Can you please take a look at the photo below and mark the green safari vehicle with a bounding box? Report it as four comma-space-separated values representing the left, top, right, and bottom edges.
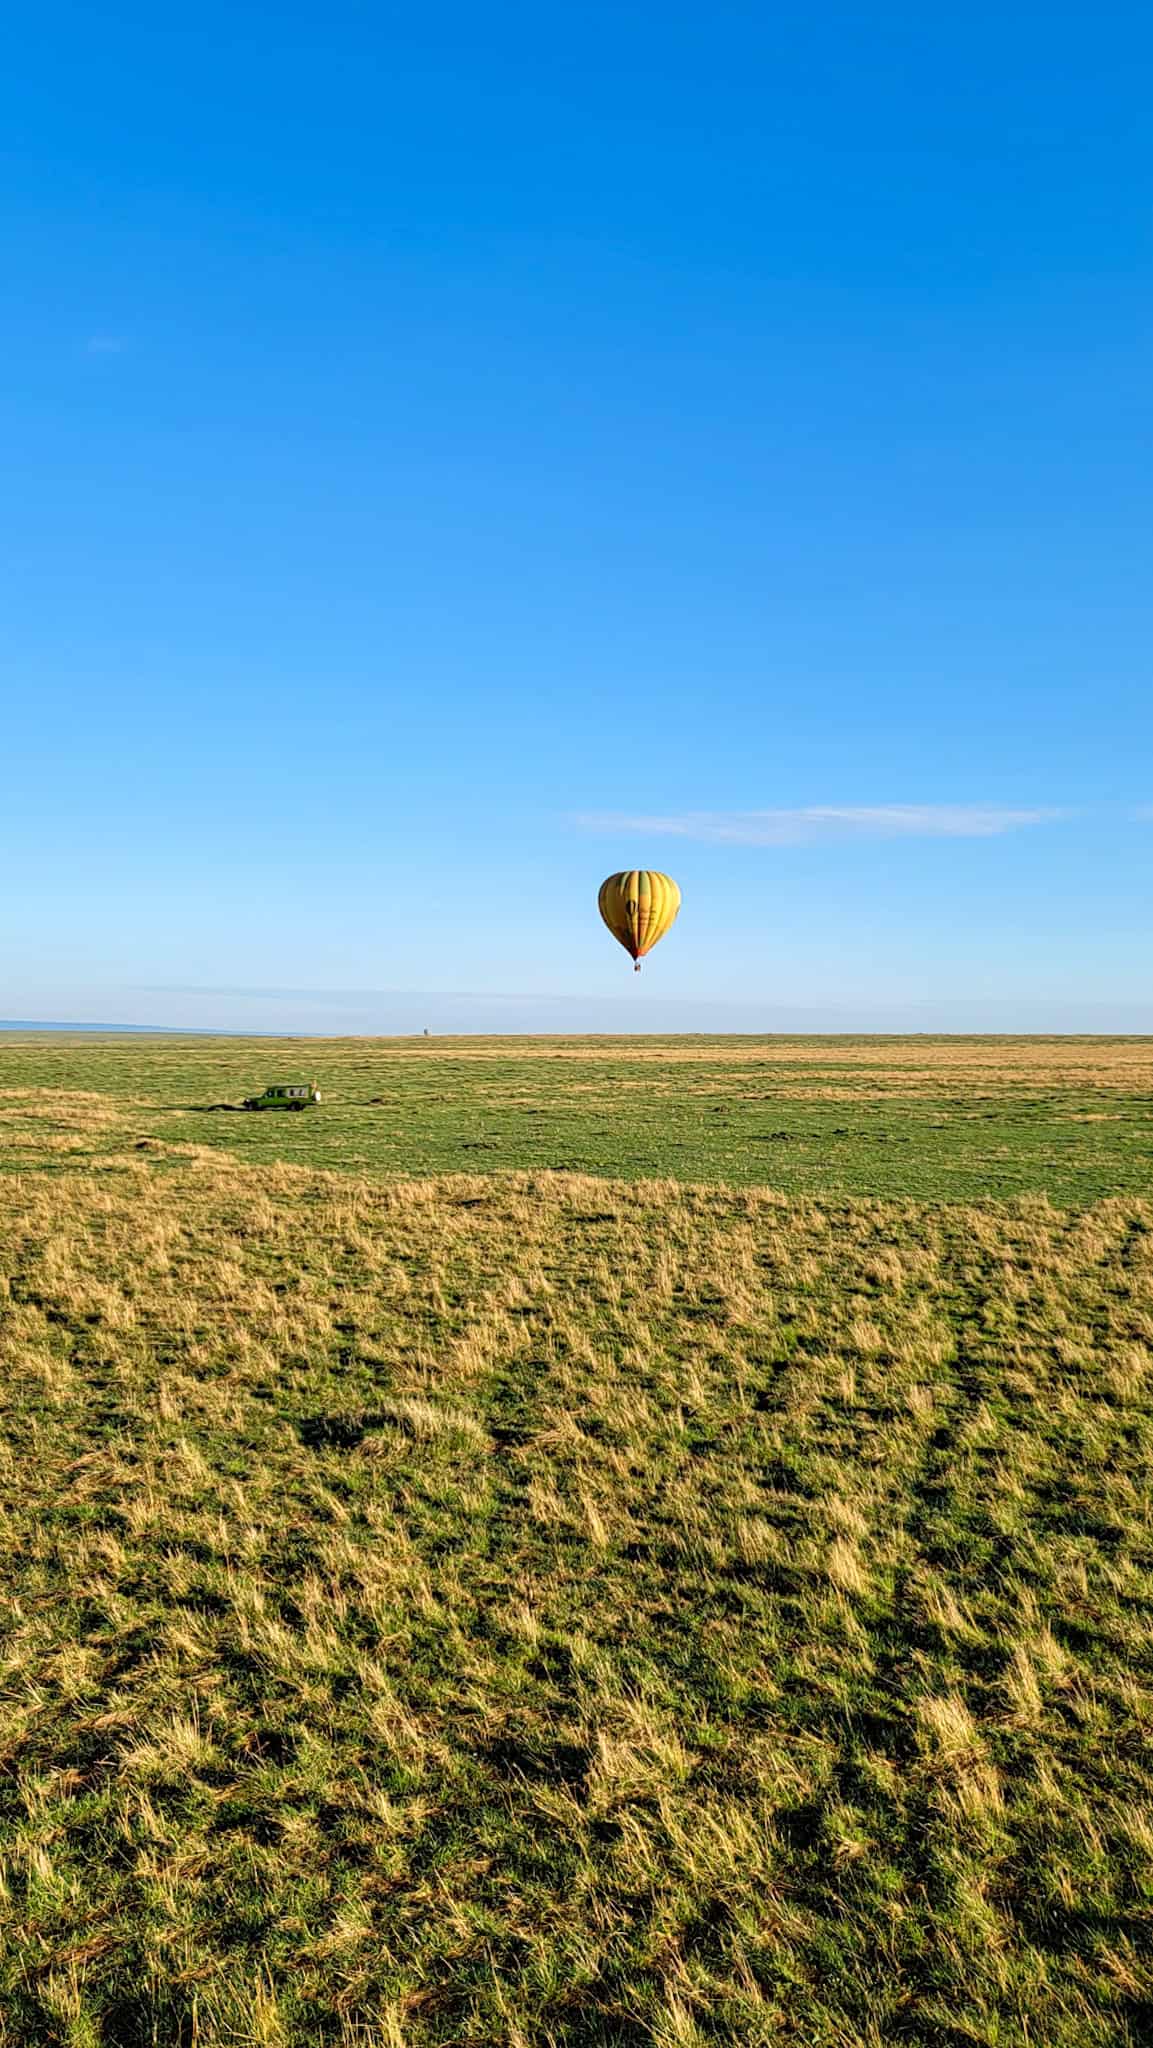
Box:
242, 1082, 322, 1112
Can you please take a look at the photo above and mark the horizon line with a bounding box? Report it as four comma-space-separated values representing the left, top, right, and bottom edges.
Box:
3, 1018, 1151, 1042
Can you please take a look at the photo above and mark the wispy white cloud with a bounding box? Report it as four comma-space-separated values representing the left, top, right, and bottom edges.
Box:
573, 805, 1069, 846
85, 334, 126, 355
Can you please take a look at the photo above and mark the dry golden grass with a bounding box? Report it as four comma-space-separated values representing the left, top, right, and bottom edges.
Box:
1, 1141, 1152, 2043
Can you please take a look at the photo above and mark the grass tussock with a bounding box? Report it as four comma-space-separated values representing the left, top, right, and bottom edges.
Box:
1, 1148, 1152, 2043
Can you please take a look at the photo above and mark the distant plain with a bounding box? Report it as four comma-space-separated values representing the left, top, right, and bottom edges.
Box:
3, 1032, 1151, 1202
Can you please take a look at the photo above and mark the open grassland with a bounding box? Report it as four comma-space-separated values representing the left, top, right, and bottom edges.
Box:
2, 1129, 1153, 2046
2, 1033, 1153, 1201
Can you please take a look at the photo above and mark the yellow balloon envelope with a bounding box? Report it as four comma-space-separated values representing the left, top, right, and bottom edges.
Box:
598, 870, 681, 970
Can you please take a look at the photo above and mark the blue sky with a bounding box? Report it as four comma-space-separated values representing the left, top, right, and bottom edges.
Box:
3, 0, 1151, 1030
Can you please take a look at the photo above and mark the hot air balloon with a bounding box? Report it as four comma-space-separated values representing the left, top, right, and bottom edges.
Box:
598, 870, 681, 970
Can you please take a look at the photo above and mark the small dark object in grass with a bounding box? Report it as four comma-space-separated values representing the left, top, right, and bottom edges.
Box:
298, 1412, 366, 1449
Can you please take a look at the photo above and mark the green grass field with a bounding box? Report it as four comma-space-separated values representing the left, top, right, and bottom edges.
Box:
1, 1036, 1152, 2046
3, 1032, 1152, 1200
